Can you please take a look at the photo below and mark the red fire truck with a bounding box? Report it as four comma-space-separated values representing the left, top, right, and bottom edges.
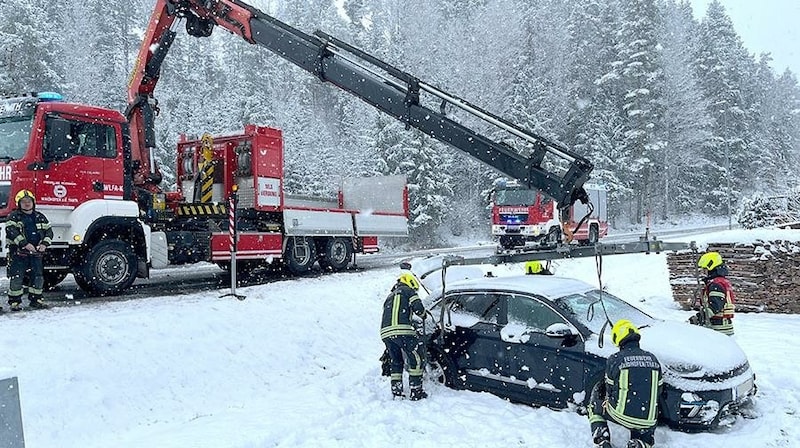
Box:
0, 0, 596, 296
491, 180, 608, 249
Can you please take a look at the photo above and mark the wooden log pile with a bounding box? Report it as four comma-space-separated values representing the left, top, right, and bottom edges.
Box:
667, 240, 800, 314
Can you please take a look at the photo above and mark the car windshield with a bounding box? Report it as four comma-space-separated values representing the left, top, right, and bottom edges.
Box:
554, 289, 654, 334
0, 116, 34, 160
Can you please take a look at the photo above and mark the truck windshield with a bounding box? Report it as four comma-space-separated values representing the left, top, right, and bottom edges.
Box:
0, 116, 34, 160
494, 188, 538, 206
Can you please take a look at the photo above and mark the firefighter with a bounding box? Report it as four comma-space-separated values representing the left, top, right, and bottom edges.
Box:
690, 251, 735, 335
524, 260, 553, 275
380, 272, 428, 400
589, 320, 663, 448
5, 190, 53, 311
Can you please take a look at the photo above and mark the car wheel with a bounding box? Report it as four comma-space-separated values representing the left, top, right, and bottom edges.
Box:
426, 348, 460, 388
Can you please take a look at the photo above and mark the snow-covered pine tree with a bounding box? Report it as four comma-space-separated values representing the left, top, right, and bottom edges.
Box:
615, 0, 666, 223
0, 0, 62, 94
692, 0, 752, 215
656, 0, 714, 217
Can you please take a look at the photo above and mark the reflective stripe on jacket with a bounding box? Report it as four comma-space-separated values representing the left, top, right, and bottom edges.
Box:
380, 283, 424, 340
5, 210, 53, 250
703, 275, 735, 335
604, 336, 663, 430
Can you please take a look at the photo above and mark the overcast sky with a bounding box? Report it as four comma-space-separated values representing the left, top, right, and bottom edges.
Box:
689, 0, 800, 76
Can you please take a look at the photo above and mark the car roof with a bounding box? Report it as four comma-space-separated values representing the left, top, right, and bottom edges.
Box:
431, 274, 597, 299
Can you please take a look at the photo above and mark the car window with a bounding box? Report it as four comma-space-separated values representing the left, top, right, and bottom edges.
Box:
554, 289, 653, 334
507, 294, 566, 331
450, 292, 502, 324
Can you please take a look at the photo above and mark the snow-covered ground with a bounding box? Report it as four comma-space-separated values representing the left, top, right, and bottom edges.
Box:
2, 229, 800, 448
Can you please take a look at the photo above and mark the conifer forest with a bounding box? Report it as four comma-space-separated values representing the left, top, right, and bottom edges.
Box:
2, 0, 798, 245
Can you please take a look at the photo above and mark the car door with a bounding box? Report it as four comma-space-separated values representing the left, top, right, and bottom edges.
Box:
502, 293, 587, 407
441, 291, 509, 393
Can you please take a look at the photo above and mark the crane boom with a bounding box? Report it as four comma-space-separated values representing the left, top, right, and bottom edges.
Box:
127, 0, 593, 207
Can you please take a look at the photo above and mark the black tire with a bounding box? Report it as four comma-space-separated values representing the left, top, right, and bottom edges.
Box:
284, 237, 316, 275
425, 348, 460, 388
588, 224, 599, 245
318, 238, 352, 272
73, 239, 137, 296
43, 269, 69, 291
546, 227, 562, 247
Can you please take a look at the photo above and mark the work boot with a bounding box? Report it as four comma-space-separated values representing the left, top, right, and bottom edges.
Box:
28, 298, 50, 310
391, 380, 404, 399
409, 386, 428, 401
9, 302, 23, 312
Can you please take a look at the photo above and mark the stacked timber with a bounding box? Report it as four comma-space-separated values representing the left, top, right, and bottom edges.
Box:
667, 240, 800, 314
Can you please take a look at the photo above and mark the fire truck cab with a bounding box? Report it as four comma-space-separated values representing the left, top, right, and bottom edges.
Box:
491, 179, 608, 249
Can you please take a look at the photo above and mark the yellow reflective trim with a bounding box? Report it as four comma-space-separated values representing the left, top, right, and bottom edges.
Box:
616, 369, 629, 416
648, 370, 659, 421
392, 293, 401, 326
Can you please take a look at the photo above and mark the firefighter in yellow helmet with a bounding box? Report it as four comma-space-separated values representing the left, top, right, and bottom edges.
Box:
588, 320, 663, 448
4, 190, 53, 312
379, 272, 428, 400
690, 251, 735, 335
524, 260, 553, 275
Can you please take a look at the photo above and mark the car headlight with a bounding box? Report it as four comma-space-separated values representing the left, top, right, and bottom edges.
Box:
668, 363, 704, 378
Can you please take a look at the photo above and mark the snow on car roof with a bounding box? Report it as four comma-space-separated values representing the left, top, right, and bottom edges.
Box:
428, 274, 596, 299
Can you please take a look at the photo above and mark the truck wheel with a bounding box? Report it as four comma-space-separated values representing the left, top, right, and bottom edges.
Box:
546, 227, 561, 247
284, 237, 316, 275
318, 238, 352, 272
74, 239, 137, 296
588, 224, 599, 245
43, 269, 68, 291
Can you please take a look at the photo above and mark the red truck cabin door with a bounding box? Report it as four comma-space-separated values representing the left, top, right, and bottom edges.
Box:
38, 114, 123, 206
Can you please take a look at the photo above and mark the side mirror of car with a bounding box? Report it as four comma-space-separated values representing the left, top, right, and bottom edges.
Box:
545, 323, 573, 338
546, 323, 580, 347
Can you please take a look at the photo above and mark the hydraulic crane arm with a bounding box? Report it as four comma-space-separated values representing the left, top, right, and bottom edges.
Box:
127, 0, 593, 207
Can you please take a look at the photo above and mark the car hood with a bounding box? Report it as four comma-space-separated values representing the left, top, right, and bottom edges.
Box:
639, 320, 752, 390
